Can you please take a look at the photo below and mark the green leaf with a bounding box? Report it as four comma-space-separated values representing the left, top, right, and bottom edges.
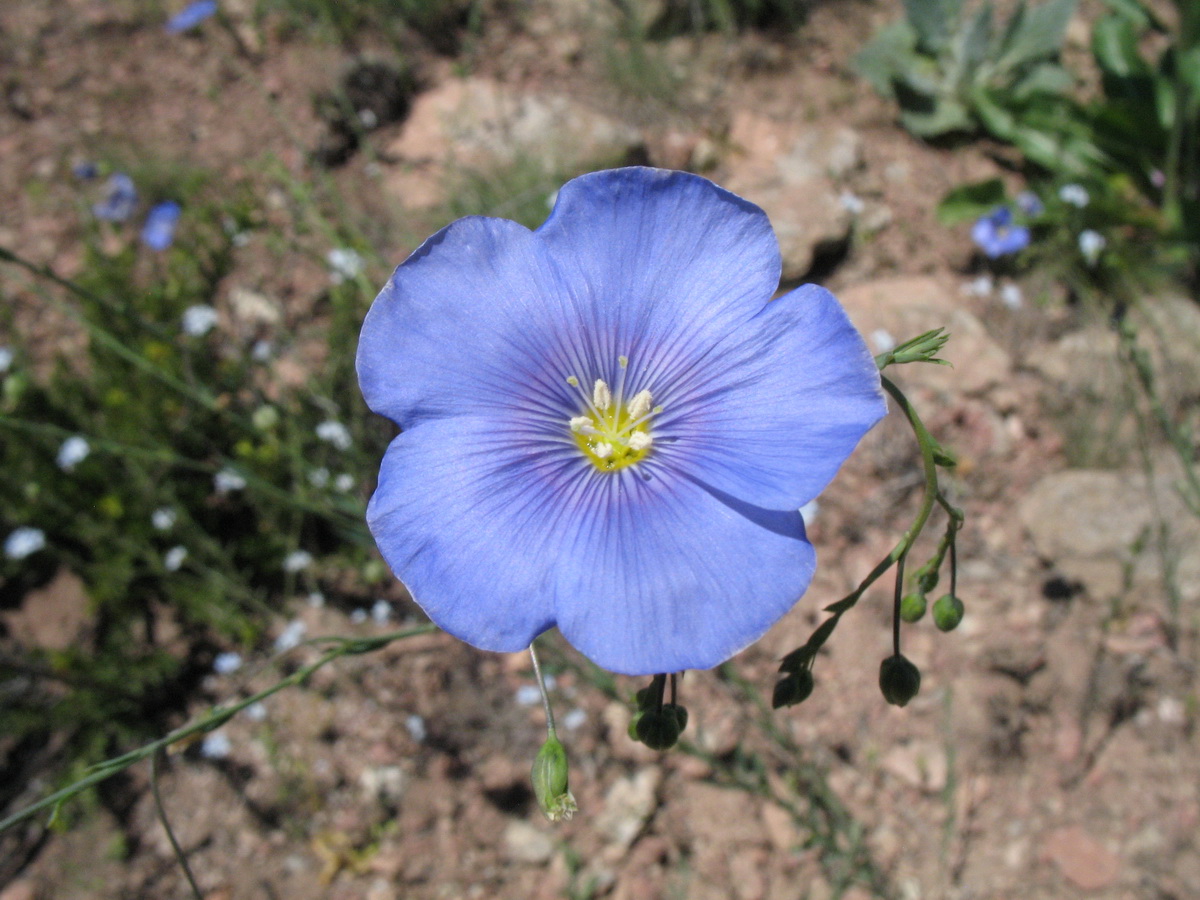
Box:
853, 21, 918, 98
1093, 15, 1150, 80
995, 0, 1076, 72
1098, 0, 1163, 31
1010, 62, 1075, 100
937, 178, 1007, 224
900, 101, 975, 137
903, 0, 962, 54
959, 3, 994, 73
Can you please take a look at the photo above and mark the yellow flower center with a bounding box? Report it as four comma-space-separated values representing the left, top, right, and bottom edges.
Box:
566, 358, 660, 472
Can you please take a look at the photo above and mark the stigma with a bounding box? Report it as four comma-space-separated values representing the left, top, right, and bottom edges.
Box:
565, 365, 660, 472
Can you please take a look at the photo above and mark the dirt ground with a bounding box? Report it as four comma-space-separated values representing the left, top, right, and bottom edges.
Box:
2, 1, 1199, 898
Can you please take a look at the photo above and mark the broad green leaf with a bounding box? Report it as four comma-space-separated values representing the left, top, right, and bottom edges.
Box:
1177, 46, 1200, 116
903, 0, 962, 54
853, 21, 918, 98
900, 98, 974, 137
1092, 15, 1150, 80
1010, 62, 1075, 99
959, 3, 994, 74
1098, 0, 1163, 31
996, 0, 1076, 72
937, 178, 1007, 224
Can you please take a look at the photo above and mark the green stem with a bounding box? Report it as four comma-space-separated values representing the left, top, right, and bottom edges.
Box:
0, 623, 438, 835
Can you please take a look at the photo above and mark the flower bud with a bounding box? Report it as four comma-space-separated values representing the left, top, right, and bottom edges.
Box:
916, 568, 939, 594
879, 654, 921, 707
635, 704, 687, 750
772, 669, 815, 708
932, 593, 965, 631
900, 592, 927, 623
531, 735, 577, 822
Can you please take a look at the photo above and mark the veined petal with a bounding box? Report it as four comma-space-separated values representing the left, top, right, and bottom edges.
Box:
537, 168, 784, 382
367, 415, 815, 674
357, 216, 582, 428
650, 284, 886, 509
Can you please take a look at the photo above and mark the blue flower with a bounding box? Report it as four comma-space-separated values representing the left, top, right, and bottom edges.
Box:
971, 206, 1030, 259
166, 0, 218, 33
141, 201, 181, 250
357, 167, 886, 675
93, 173, 137, 222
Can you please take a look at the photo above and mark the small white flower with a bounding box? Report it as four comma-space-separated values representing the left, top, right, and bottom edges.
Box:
245, 701, 268, 722
214, 468, 247, 493
316, 420, 352, 451
405, 714, 427, 743
371, 599, 392, 624
999, 283, 1024, 310
213, 651, 243, 675
1078, 229, 1106, 266
181, 304, 219, 337
200, 732, 232, 760
308, 467, 330, 488
0, 346, 13, 373
838, 191, 865, 215
274, 619, 307, 653
515, 684, 542, 706
151, 507, 177, 531
56, 435, 91, 472
164, 545, 188, 572
350, 608, 368, 624
562, 708, 588, 731
307, 591, 326, 608
800, 499, 819, 525
327, 248, 363, 284
1059, 184, 1089, 208
358, 108, 378, 129
870, 329, 896, 353
283, 550, 313, 573
4, 527, 46, 560
962, 275, 994, 298
251, 340, 273, 362
334, 473, 355, 493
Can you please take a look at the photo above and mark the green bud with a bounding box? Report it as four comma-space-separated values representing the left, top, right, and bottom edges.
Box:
932, 593, 965, 631
899, 592, 927, 623
916, 568, 939, 594
772, 669, 815, 708
531, 735, 577, 822
635, 704, 687, 750
879, 654, 921, 707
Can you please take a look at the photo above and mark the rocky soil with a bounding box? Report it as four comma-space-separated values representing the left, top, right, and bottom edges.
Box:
2, 1, 1199, 898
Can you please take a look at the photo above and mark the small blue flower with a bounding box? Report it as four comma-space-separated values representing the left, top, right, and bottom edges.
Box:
357, 167, 887, 675
93, 173, 137, 222
141, 201, 181, 250
73, 161, 98, 180
971, 207, 1030, 259
166, 0, 218, 33
1015, 191, 1043, 217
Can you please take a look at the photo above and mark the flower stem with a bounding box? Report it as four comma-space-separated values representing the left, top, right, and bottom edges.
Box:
528, 641, 557, 739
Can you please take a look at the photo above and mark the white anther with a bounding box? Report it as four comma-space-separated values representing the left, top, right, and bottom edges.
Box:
627, 432, 652, 451
593, 442, 613, 459
627, 389, 653, 420
593, 379, 612, 411
569, 416, 594, 434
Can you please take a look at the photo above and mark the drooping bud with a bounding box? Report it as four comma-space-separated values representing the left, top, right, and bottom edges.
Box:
531, 735, 577, 822
634, 703, 688, 750
916, 567, 939, 594
879, 654, 921, 707
900, 592, 928, 623
932, 593, 965, 631
772, 668, 815, 708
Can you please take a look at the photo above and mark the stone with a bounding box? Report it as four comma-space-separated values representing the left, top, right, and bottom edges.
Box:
1040, 825, 1122, 890
594, 768, 661, 849
383, 77, 643, 209
2, 568, 92, 651
836, 276, 1012, 396
880, 741, 948, 793
721, 112, 862, 280
503, 820, 556, 864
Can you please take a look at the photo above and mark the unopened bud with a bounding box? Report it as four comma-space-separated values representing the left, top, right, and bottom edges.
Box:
531, 735, 577, 822
916, 568, 939, 594
879, 654, 921, 707
635, 704, 687, 750
772, 669, 815, 708
932, 594, 964, 631
900, 592, 928, 623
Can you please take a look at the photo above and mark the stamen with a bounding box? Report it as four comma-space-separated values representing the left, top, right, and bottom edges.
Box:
627, 432, 652, 451
627, 389, 653, 420
566, 376, 579, 387
593, 379, 612, 412
569, 416, 596, 435
593, 442, 613, 459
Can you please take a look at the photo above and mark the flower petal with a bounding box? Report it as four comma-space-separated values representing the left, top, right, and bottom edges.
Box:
536, 168, 783, 380
357, 216, 579, 428
646, 284, 885, 509
367, 414, 815, 674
